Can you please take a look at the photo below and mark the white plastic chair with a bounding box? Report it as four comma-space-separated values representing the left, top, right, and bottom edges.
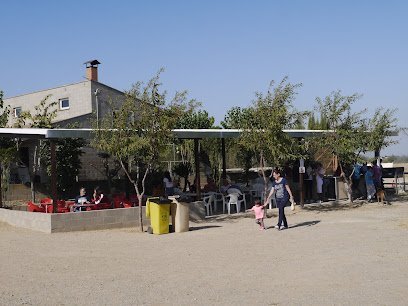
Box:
225, 188, 247, 214
250, 183, 264, 202
202, 193, 214, 216
213, 193, 226, 213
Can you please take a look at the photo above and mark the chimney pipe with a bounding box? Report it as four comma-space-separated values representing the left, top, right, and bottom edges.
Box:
84, 60, 101, 82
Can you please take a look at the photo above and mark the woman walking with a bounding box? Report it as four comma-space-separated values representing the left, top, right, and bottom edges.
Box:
265, 168, 294, 230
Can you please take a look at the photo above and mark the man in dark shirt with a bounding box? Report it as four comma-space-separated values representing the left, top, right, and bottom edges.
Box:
74, 187, 90, 212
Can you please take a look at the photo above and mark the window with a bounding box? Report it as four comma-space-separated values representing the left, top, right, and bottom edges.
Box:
59, 98, 70, 110
13, 107, 22, 118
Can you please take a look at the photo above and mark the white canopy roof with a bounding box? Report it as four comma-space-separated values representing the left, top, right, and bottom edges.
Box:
0, 128, 332, 140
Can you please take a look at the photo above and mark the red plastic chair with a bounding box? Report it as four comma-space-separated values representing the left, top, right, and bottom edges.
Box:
113, 198, 123, 209
40, 198, 53, 204
65, 201, 75, 211
57, 200, 66, 207
123, 200, 132, 208
27, 201, 45, 213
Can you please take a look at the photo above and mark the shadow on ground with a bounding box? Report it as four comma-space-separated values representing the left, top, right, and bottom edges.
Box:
289, 220, 321, 228
189, 225, 222, 231
264, 220, 320, 230
202, 210, 278, 223
301, 201, 365, 213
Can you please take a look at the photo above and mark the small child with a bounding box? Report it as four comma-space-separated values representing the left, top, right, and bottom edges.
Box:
249, 199, 266, 230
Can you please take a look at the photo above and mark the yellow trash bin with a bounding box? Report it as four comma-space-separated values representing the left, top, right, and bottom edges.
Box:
146, 197, 172, 234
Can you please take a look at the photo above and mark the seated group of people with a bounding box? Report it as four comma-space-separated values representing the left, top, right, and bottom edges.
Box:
74, 186, 108, 212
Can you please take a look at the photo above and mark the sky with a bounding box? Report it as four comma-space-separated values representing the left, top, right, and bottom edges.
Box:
1, 0, 407, 156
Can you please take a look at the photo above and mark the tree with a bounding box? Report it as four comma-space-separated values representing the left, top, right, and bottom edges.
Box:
174, 108, 218, 188
307, 113, 316, 130
91, 69, 189, 232
42, 133, 86, 198
225, 77, 307, 199
89, 152, 122, 195
14, 95, 58, 202
312, 91, 368, 164
309, 90, 369, 202
365, 108, 398, 158
0, 90, 17, 207
222, 106, 257, 183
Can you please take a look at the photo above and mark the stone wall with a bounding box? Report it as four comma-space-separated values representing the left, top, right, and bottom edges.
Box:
0, 207, 148, 233
5, 184, 47, 201
0, 208, 51, 233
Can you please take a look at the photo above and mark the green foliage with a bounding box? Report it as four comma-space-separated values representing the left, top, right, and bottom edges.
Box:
366, 108, 398, 153
307, 113, 316, 130
42, 133, 85, 197
173, 103, 218, 184
310, 90, 367, 166
0, 91, 10, 127
310, 91, 399, 168
221, 107, 257, 180
221, 106, 254, 129
0, 90, 17, 205
307, 112, 329, 130
175, 109, 214, 129
172, 161, 192, 191
91, 69, 189, 198
12, 95, 58, 202
232, 77, 306, 168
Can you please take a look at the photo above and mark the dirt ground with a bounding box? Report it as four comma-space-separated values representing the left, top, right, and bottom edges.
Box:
0, 200, 407, 306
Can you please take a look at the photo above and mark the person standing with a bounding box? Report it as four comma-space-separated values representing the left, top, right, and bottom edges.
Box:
315, 163, 325, 204
248, 199, 266, 230
372, 159, 383, 190
163, 171, 174, 197
365, 166, 376, 202
352, 162, 362, 199
265, 168, 294, 230
304, 163, 314, 203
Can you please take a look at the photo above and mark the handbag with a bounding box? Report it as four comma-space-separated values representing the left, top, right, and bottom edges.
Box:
290, 199, 296, 211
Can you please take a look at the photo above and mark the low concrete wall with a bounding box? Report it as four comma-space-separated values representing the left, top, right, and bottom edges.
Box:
0, 207, 148, 233
0, 208, 51, 233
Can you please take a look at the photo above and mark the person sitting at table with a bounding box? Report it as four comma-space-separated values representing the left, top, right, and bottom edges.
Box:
74, 187, 90, 212
223, 179, 243, 194
163, 171, 174, 197
203, 177, 217, 193
219, 178, 230, 194
92, 186, 105, 204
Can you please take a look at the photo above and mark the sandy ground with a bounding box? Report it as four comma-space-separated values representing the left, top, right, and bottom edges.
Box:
0, 200, 407, 306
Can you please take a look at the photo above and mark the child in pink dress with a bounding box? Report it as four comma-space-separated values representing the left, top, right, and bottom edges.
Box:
250, 199, 266, 230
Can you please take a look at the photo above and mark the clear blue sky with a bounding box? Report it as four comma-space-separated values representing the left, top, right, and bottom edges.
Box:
1, 1, 407, 156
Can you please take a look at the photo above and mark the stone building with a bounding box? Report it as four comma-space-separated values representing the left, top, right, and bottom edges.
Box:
3, 61, 127, 199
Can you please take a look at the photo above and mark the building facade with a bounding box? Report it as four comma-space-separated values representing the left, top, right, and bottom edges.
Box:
3, 61, 127, 199
5, 60, 125, 128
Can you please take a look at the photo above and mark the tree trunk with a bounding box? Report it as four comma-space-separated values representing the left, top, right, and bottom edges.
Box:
339, 162, 353, 203
183, 175, 188, 192
137, 193, 144, 232
31, 176, 36, 203
119, 159, 146, 233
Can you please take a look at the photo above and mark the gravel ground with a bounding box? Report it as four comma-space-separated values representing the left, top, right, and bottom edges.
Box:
0, 200, 407, 306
